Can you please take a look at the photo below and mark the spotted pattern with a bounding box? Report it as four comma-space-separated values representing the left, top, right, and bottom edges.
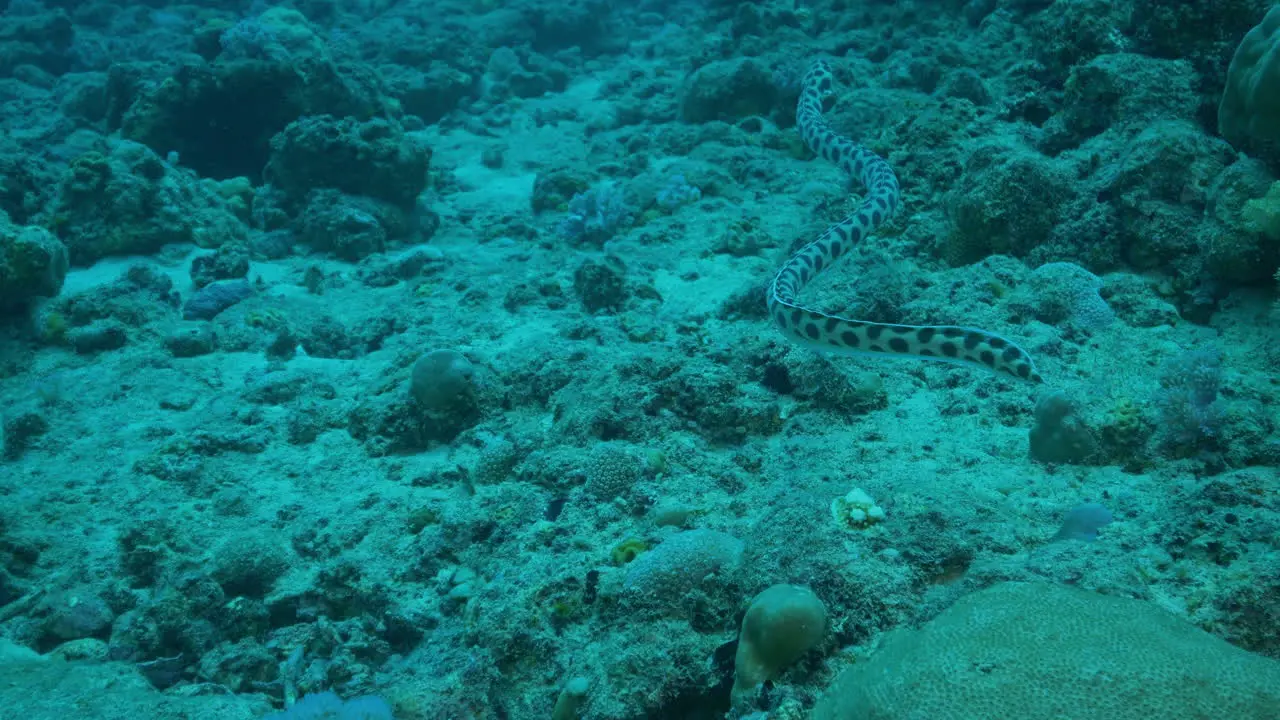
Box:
768, 60, 1043, 384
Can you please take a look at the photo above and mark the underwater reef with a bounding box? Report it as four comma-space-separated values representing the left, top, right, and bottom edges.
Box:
1, 0, 1279, 719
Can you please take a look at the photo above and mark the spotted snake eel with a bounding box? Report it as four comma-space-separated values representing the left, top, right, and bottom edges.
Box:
767, 60, 1042, 384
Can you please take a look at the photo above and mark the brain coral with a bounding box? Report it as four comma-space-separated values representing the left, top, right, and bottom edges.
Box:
811, 582, 1280, 720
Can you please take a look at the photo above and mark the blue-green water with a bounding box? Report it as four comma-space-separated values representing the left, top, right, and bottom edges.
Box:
0, 1, 1278, 718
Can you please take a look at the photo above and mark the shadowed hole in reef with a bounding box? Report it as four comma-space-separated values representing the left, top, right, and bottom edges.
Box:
642, 646, 734, 720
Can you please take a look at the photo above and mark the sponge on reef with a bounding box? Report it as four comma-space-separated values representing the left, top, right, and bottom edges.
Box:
731, 584, 827, 707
